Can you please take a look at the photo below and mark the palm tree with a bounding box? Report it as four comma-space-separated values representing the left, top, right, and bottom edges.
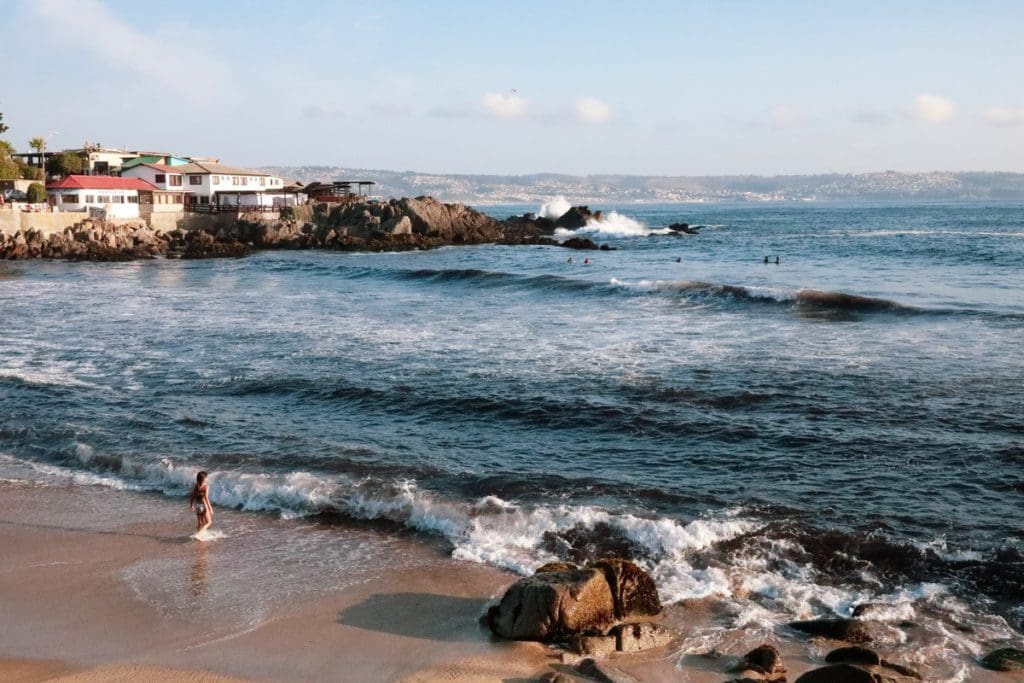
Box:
28, 136, 46, 168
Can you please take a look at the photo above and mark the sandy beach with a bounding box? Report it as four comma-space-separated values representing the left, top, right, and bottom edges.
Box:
0, 479, 1015, 683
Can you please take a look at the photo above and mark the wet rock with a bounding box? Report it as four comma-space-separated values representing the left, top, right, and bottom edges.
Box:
980, 647, 1024, 671
826, 645, 881, 666
561, 237, 600, 250
880, 659, 921, 679
591, 558, 662, 620
539, 673, 574, 683
729, 643, 785, 681
536, 562, 579, 574
612, 622, 672, 653
488, 567, 616, 640
575, 658, 638, 683
667, 222, 699, 234
794, 664, 882, 683
555, 206, 596, 230
789, 617, 873, 643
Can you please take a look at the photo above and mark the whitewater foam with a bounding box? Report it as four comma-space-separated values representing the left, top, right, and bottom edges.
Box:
538, 196, 572, 220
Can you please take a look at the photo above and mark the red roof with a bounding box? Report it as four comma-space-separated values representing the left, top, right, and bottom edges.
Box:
46, 175, 159, 191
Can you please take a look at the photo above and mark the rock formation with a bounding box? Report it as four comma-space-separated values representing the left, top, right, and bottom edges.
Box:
487, 558, 667, 656
1, 197, 619, 260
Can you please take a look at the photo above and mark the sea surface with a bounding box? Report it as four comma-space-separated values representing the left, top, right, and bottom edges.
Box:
1, 201, 1022, 679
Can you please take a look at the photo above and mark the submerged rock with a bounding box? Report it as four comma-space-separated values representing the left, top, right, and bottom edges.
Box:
826, 645, 881, 666
789, 617, 874, 643
980, 647, 1024, 671
729, 643, 786, 682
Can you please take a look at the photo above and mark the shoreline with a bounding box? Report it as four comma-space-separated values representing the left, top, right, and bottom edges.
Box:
0, 479, 1016, 682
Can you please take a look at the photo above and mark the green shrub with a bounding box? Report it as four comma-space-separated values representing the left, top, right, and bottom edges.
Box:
19, 162, 43, 180
26, 182, 46, 203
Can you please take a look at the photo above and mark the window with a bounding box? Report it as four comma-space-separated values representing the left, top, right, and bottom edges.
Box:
170, 175, 182, 186
212, 176, 219, 185
113, 195, 124, 204
232, 176, 242, 186
259, 177, 266, 186
128, 195, 138, 204
200, 196, 209, 205
63, 194, 79, 203
189, 175, 202, 185
155, 174, 166, 183
84, 194, 94, 203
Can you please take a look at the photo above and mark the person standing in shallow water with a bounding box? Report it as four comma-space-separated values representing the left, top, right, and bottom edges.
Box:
190, 471, 213, 534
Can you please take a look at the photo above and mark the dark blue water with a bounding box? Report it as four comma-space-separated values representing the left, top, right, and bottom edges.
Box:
1, 201, 1022, 666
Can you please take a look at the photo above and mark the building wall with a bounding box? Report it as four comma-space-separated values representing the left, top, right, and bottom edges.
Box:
0, 208, 90, 236
50, 189, 141, 218
0, 179, 40, 193
185, 172, 285, 206
121, 166, 185, 192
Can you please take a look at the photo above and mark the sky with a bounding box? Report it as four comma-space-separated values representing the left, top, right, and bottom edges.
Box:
1, 0, 1022, 176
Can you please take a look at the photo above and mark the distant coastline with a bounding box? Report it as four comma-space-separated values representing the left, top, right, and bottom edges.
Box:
260, 167, 1024, 204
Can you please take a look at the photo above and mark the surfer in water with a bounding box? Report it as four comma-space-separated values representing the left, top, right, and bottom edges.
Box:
190, 471, 213, 534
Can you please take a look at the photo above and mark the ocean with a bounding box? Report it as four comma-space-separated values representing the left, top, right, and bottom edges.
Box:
1, 200, 1022, 678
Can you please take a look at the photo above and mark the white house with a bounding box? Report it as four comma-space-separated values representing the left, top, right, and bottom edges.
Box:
120, 163, 186, 192
45, 175, 161, 218
172, 161, 288, 209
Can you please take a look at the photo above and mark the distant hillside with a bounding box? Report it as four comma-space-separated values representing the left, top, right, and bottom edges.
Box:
261, 167, 1024, 204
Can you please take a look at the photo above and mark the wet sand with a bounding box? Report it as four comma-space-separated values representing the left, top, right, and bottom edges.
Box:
0, 480, 1013, 682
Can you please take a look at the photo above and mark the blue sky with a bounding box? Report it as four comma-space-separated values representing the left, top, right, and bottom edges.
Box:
1, 0, 1022, 175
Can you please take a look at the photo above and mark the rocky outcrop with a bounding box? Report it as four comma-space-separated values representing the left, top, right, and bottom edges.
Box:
1, 197, 620, 261
488, 559, 667, 656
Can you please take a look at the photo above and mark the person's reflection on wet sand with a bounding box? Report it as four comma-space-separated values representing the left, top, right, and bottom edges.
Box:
189, 544, 209, 600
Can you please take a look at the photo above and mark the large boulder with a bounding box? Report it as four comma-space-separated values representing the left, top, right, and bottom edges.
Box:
488, 567, 616, 640
590, 558, 661, 620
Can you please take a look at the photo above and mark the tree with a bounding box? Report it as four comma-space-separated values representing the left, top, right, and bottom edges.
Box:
0, 113, 9, 136
45, 151, 83, 177
29, 136, 46, 168
20, 164, 44, 180
26, 182, 47, 203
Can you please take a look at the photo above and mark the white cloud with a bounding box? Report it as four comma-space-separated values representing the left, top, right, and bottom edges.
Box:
982, 106, 1024, 126
908, 94, 956, 123
29, 0, 228, 101
771, 105, 805, 129
481, 92, 528, 119
574, 97, 613, 124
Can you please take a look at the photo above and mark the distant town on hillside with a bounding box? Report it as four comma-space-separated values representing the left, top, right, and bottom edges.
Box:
261, 167, 1024, 204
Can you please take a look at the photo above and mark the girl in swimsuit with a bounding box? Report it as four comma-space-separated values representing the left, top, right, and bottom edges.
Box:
190, 471, 213, 533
